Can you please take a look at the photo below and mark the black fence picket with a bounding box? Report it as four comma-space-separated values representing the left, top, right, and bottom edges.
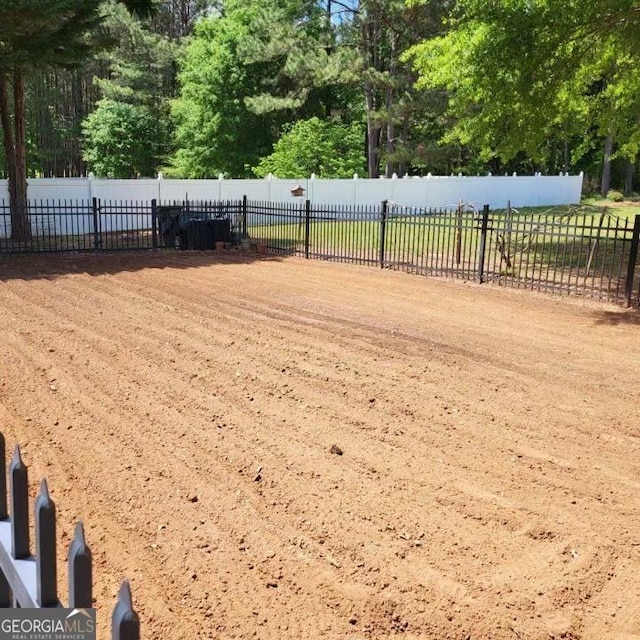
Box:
0, 432, 139, 638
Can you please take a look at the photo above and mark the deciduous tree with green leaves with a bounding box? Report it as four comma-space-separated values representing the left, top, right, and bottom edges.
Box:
82, 99, 159, 177
254, 116, 365, 177
169, 5, 291, 177
406, 0, 640, 191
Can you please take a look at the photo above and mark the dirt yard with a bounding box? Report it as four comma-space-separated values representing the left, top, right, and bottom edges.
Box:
0, 252, 639, 640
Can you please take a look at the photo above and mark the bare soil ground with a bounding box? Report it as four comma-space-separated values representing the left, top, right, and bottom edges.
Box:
0, 252, 639, 640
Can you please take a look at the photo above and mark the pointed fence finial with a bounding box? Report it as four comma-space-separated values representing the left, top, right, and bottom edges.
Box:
10, 445, 29, 559
69, 521, 92, 609
35, 478, 57, 606
112, 580, 140, 640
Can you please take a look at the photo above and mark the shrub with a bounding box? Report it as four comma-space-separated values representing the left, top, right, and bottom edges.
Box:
606, 189, 625, 202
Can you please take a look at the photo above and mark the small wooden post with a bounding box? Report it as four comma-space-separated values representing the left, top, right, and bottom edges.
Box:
69, 521, 93, 609
586, 209, 606, 275
10, 446, 29, 560
455, 202, 463, 265
35, 479, 57, 606
112, 580, 140, 640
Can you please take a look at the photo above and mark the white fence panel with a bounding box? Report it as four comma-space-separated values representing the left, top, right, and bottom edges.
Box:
92, 179, 158, 202
453, 177, 514, 209
267, 178, 308, 203
220, 179, 270, 201
99, 213, 152, 233
353, 179, 395, 206
160, 179, 220, 202
30, 212, 94, 237
411, 178, 461, 209
28, 178, 92, 202
310, 179, 356, 205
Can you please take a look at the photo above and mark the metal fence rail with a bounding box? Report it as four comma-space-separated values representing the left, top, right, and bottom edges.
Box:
1, 197, 638, 307
0, 432, 139, 639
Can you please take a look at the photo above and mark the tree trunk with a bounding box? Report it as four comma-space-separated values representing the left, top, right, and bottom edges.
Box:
0, 73, 17, 193
365, 80, 380, 178
0, 73, 19, 237
362, 17, 380, 179
0, 71, 30, 241
600, 132, 614, 196
384, 35, 399, 178
12, 69, 30, 241
624, 157, 635, 196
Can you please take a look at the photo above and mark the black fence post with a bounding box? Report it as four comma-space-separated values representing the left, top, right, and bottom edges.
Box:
92, 198, 100, 250
112, 580, 140, 640
151, 199, 158, 251
35, 479, 57, 606
477, 204, 490, 283
10, 446, 29, 560
624, 214, 640, 307
242, 195, 248, 238
304, 199, 311, 259
69, 522, 92, 609
379, 200, 388, 269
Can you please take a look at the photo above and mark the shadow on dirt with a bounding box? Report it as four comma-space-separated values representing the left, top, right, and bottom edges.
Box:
591, 309, 640, 326
0, 249, 290, 282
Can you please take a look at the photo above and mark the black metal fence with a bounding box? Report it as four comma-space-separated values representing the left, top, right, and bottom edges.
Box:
1, 197, 639, 307
246, 199, 640, 307
0, 198, 241, 253
0, 431, 139, 639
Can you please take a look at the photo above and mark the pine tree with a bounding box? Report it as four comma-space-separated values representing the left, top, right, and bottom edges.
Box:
0, 0, 153, 240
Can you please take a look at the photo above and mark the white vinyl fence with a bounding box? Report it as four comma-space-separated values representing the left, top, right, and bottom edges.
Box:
0, 174, 583, 239
0, 172, 583, 210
